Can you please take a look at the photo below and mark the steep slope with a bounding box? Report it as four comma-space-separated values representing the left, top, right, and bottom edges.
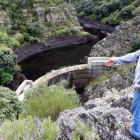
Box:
64, 0, 140, 26
0, 0, 84, 49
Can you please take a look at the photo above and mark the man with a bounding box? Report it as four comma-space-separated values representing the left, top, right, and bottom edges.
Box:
105, 49, 140, 139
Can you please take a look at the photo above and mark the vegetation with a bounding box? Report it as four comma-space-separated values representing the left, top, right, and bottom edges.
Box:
0, 116, 58, 140
0, 0, 84, 49
131, 38, 140, 52
0, 49, 18, 85
71, 121, 99, 140
23, 80, 80, 120
66, 0, 140, 25
0, 86, 22, 122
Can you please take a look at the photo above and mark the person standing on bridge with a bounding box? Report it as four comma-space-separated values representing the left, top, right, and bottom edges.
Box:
105, 49, 140, 139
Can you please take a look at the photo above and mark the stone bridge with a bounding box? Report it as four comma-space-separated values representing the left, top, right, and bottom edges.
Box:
17, 57, 117, 101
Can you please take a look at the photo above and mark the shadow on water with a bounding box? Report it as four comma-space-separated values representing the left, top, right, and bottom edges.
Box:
19, 41, 95, 81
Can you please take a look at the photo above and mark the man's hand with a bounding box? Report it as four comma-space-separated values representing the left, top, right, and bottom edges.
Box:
105, 58, 115, 67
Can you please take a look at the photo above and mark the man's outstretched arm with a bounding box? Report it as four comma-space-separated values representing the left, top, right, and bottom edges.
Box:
105, 50, 140, 67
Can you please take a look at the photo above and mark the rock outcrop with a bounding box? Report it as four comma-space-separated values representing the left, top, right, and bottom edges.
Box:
0, 11, 11, 27
57, 86, 135, 140
78, 17, 115, 33
89, 65, 135, 100
90, 15, 140, 57
24, 3, 80, 26
57, 65, 136, 140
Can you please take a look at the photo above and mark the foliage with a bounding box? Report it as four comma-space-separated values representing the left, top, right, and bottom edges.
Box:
0, 49, 17, 85
79, 31, 90, 35
118, 5, 134, 19
104, 11, 120, 25
71, 121, 99, 140
131, 38, 140, 52
0, 45, 8, 50
132, 6, 140, 16
0, 116, 59, 140
0, 32, 20, 49
16, 33, 24, 44
55, 29, 71, 37
70, 0, 140, 25
23, 80, 80, 120
0, 69, 13, 85
27, 23, 45, 37
0, 86, 22, 122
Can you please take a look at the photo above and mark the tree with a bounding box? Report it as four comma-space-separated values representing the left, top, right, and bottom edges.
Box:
27, 23, 45, 37
0, 49, 17, 85
0, 86, 22, 122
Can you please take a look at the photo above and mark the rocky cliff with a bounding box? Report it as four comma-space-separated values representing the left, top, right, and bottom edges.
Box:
57, 65, 136, 140
90, 15, 140, 57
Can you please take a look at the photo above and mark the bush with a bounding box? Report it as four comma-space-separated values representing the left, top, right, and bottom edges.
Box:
132, 38, 140, 52
79, 31, 90, 35
78, 12, 85, 17
0, 32, 20, 49
106, 11, 120, 25
27, 23, 45, 37
23, 81, 80, 120
118, 5, 134, 19
55, 29, 71, 37
0, 49, 17, 85
8, 38, 20, 49
132, 6, 140, 16
16, 33, 24, 44
0, 45, 8, 50
71, 121, 99, 140
0, 69, 13, 85
0, 116, 59, 140
0, 86, 22, 122
0, 49, 16, 75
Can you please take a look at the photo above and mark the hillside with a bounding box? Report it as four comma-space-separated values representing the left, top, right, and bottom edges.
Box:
1, 1, 140, 140
64, 0, 140, 26
0, 0, 85, 49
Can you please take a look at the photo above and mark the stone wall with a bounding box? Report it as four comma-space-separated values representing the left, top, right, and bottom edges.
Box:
33, 64, 90, 93
90, 15, 140, 57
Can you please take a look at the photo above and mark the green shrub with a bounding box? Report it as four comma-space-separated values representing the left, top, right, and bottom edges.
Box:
132, 0, 140, 7
71, 28, 79, 34
0, 32, 20, 49
132, 38, 140, 52
118, 5, 134, 19
78, 12, 85, 17
16, 33, 24, 44
132, 6, 140, 16
0, 86, 22, 122
71, 121, 99, 140
105, 10, 121, 25
0, 49, 17, 85
79, 31, 90, 35
0, 116, 59, 140
55, 29, 71, 37
0, 69, 13, 85
23, 81, 80, 120
27, 23, 45, 37
0, 45, 8, 50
